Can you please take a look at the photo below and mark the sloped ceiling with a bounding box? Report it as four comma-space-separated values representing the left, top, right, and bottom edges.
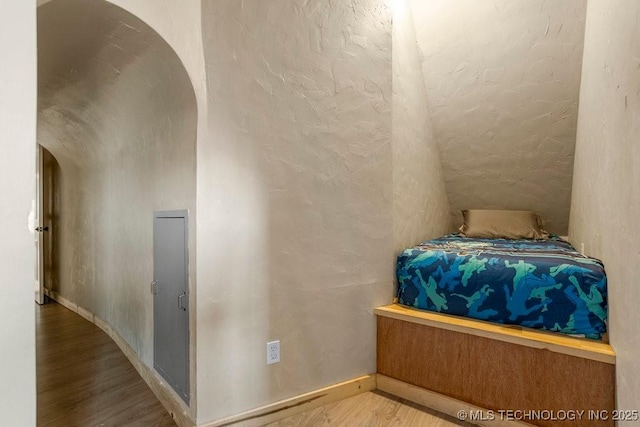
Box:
410, 0, 587, 234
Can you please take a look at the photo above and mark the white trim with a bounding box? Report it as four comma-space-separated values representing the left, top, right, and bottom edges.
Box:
44, 289, 77, 313
77, 306, 94, 323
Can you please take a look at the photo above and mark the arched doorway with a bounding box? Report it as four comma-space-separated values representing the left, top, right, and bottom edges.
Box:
37, 0, 197, 419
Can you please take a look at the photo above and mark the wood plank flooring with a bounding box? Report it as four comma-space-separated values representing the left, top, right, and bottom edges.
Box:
36, 301, 175, 427
266, 391, 471, 427
36, 301, 468, 426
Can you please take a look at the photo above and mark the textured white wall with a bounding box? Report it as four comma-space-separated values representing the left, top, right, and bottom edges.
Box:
0, 1, 37, 425
392, 0, 451, 256
102, 0, 207, 415
104, 0, 209, 166
410, 0, 587, 234
569, 0, 640, 412
33, 2, 597, 424
105, 0, 206, 96
39, 0, 207, 107
196, 0, 392, 422
37, 0, 197, 401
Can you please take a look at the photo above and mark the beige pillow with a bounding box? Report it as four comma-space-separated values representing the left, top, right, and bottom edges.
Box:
459, 209, 548, 240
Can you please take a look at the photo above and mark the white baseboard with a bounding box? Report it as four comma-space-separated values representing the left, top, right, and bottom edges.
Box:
199, 374, 377, 427
44, 291, 195, 427
77, 305, 94, 323
376, 375, 534, 427
45, 288, 77, 312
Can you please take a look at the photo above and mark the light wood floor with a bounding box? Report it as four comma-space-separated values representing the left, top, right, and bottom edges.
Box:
267, 390, 470, 427
37, 302, 465, 426
36, 301, 175, 427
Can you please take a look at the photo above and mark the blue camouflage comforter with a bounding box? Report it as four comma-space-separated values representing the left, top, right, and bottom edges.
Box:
397, 234, 607, 339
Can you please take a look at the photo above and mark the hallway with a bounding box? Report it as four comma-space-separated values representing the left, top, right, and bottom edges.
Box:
36, 302, 175, 427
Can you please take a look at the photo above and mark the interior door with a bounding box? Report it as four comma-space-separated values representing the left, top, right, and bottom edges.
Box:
34, 145, 45, 305
153, 210, 190, 404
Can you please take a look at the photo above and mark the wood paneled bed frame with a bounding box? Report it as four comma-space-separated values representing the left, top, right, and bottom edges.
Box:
376, 304, 616, 427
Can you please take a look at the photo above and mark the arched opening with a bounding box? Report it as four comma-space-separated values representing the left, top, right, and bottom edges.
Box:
36, 0, 197, 420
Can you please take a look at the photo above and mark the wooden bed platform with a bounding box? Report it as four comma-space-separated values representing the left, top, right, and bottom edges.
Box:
375, 304, 616, 427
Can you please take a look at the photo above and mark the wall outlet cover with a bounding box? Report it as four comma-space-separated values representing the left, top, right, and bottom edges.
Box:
267, 340, 280, 365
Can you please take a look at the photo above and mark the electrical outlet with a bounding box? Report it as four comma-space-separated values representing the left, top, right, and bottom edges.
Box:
267, 340, 280, 365
580, 242, 585, 254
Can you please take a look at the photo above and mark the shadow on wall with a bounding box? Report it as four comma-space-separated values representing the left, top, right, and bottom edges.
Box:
36, 0, 197, 405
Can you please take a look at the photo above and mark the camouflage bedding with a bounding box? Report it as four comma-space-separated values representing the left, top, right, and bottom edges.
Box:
397, 234, 608, 339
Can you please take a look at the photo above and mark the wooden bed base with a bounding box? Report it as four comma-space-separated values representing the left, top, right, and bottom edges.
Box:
376, 304, 616, 427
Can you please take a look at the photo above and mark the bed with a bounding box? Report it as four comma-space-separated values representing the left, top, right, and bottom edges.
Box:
396, 234, 608, 339
385, 211, 612, 425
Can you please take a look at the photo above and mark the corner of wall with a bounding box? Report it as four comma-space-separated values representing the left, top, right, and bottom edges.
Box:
568, 0, 640, 412
391, 0, 452, 257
